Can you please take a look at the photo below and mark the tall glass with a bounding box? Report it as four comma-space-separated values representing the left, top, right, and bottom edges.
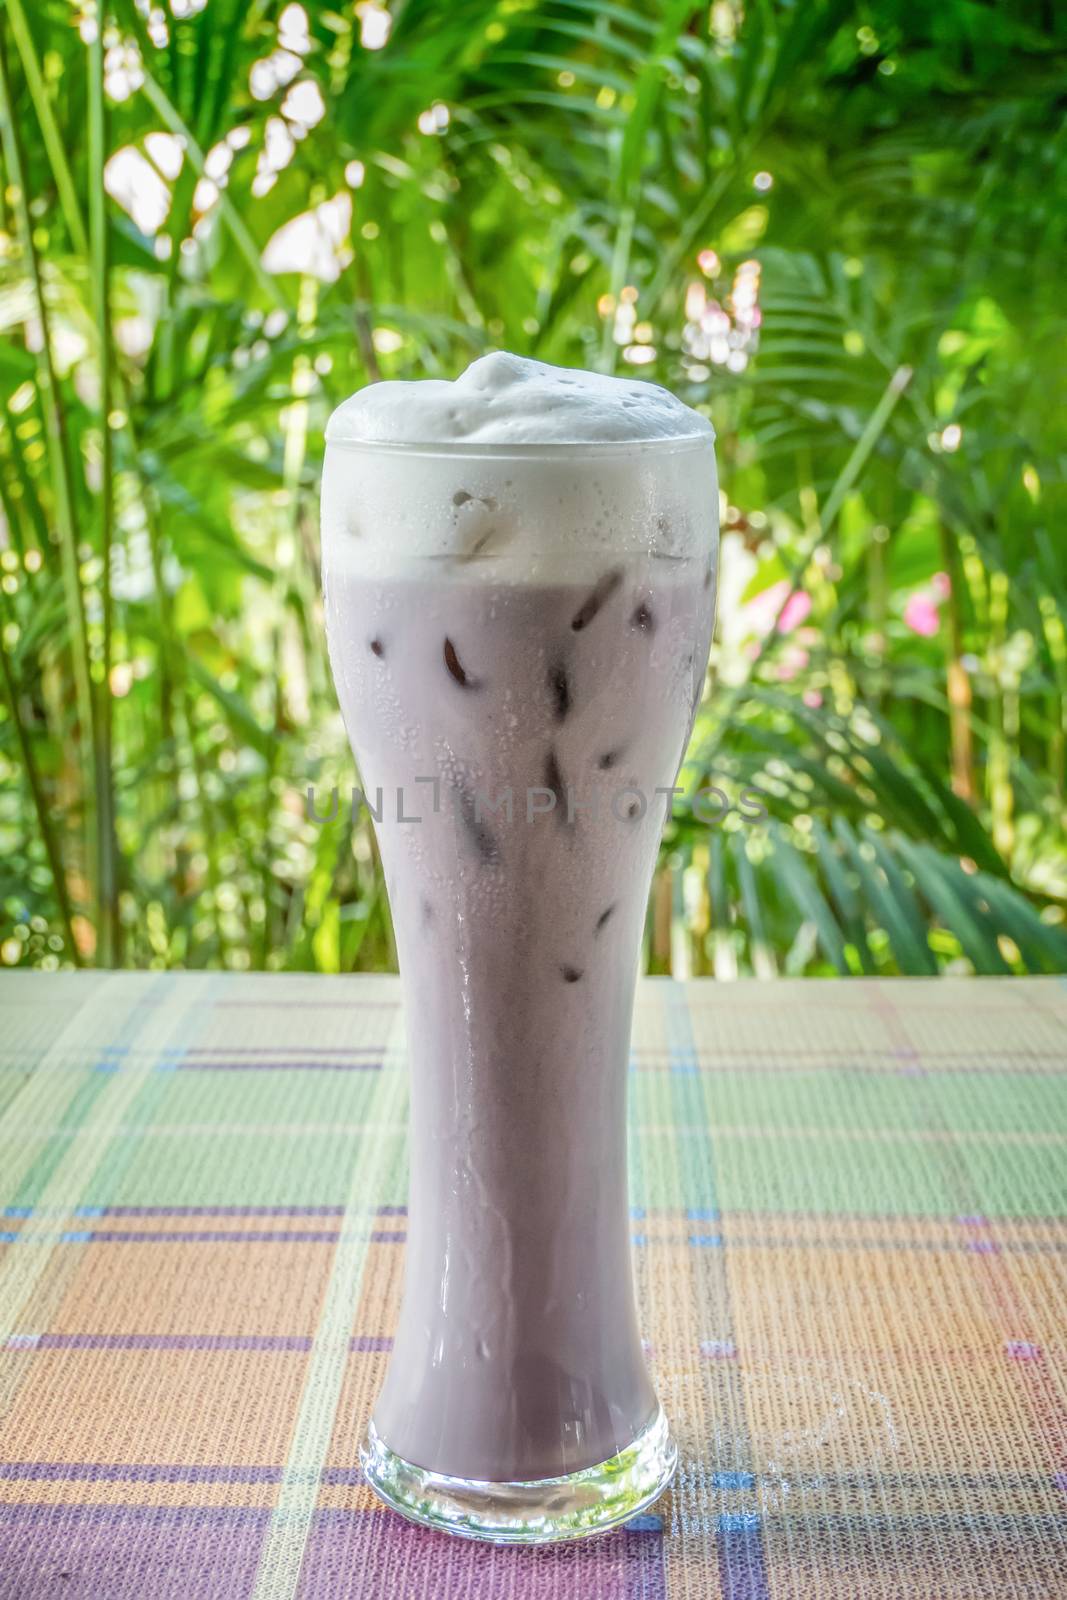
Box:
321, 429, 718, 1541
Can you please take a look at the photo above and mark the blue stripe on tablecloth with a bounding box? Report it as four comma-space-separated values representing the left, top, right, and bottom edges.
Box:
664, 984, 770, 1600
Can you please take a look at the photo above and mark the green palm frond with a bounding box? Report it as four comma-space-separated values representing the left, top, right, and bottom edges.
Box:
0, 0, 1063, 973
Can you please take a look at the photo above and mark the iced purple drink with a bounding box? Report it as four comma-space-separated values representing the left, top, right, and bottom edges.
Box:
321, 354, 718, 1541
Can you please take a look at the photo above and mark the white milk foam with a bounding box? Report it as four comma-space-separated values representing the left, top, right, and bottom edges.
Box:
321, 353, 717, 582
326, 351, 714, 446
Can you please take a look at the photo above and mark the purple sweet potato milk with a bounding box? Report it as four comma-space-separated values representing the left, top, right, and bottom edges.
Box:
321, 354, 718, 1482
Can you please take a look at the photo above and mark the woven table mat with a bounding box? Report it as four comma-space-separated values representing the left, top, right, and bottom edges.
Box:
0, 972, 1065, 1599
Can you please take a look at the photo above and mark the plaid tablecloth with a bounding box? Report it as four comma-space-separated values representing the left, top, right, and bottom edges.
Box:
0, 972, 1065, 1599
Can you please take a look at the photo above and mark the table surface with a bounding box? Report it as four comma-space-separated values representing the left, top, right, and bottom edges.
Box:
0, 972, 1065, 1599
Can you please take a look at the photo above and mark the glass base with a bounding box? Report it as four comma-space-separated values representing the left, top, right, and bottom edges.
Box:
360, 1405, 677, 1544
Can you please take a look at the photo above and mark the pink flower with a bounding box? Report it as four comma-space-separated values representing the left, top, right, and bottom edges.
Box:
904, 593, 941, 637
745, 580, 812, 637
745, 579, 788, 635
777, 589, 812, 633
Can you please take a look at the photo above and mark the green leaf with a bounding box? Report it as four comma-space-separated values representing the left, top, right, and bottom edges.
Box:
768, 822, 850, 974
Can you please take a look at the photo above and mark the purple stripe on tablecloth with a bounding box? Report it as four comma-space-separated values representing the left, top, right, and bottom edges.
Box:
0, 1509, 667, 1600
295, 1509, 666, 1600
0, 1504, 271, 1600
0, 1460, 382, 1490
35, 1333, 314, 1353
79, 1229, 349, 1245
183, 1230, 397, 1245
0, 1504, 270, 1521
183, 1047, 385, 1056
6, 1201, 1061, 1224
0, 1467, 425, 1493
3, 1332, 392, 1354
2, 1219, 410, 1242
100, 1205, 348, 1218
0, 1462, 285, 1484
8, 1222, 1065, 1252
74, 1205, 406, 1218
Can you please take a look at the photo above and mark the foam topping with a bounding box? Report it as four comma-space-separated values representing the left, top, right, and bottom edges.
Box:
325, 352, 714, 447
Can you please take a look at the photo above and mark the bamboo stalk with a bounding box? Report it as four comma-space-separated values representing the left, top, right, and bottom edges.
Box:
88, 20, 120, 966
938, 519, 976, 804
0, 26, 98, 922
180, 681, 230, 967
987, 570, 1014, 860
0, 599, 82, 963
650, 865, 673, 974
260, 273, 317, 968
352, 270, 383, 384
0, 433, 24, 558
4, 0, 88, 256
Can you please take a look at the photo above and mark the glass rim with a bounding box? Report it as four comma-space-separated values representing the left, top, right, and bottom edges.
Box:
322, 431, 715, 461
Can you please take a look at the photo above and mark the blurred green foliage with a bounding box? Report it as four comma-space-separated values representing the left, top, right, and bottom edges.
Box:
0, 0, 1064, 976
